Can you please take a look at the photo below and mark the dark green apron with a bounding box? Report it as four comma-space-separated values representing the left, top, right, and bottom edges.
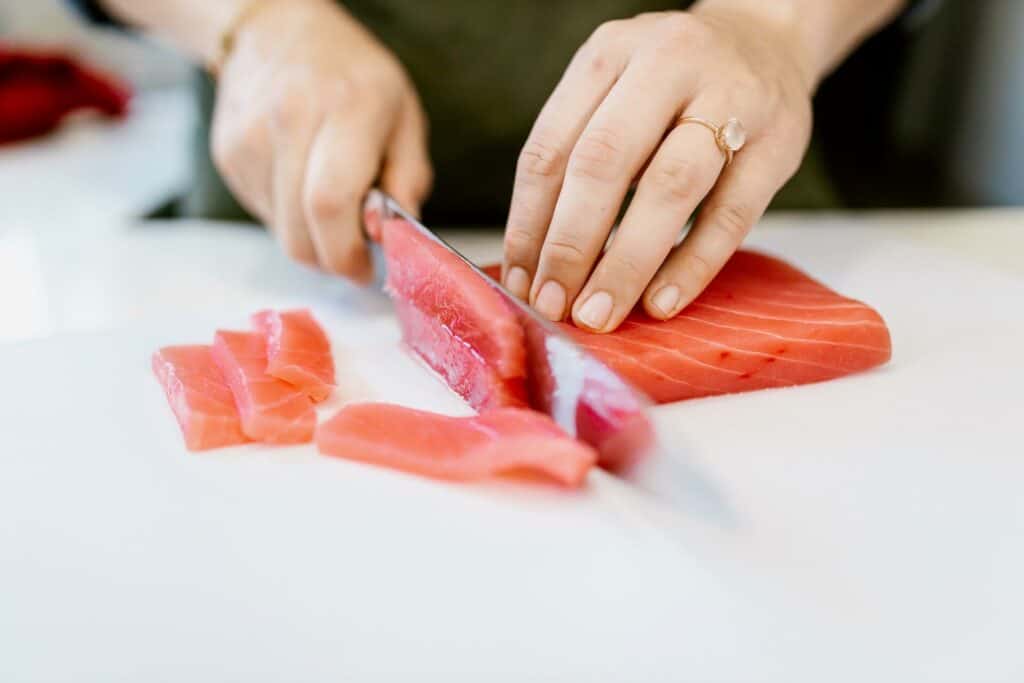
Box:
182, 0, 836, 225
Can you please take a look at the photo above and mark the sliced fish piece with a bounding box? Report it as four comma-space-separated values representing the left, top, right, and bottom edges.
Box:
212, 330, 315, 444
251, 308, 335, 402
380, 217, 528, 410
151, 345, 250, 451
316, 403, 597, 487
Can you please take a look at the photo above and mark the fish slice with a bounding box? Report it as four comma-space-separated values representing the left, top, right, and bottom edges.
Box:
364, 190, 727, 520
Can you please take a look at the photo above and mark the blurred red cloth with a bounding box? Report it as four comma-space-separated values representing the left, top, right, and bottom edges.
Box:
0, 44, 131, 145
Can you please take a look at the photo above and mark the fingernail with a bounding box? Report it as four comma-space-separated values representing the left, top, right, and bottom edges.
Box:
576, 291, 614, 331
534, 280, 567, 321
505, 266, 530, 300
651, 285, 681, 316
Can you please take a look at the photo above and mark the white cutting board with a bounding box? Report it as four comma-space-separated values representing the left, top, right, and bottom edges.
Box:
1, 218, 1022, 682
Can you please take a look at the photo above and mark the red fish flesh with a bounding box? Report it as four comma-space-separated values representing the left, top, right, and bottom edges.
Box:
481, 252, 890, 403
555, 251, 892, 402
380, 218, 528, 410
211, 330, 316, 444
151, 345, 250, 451
316, 403, 597, 487
251, 309, 335, 402
377, 216, 653, 469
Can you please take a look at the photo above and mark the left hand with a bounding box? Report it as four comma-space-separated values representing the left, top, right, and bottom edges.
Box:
502, 6, 814, 331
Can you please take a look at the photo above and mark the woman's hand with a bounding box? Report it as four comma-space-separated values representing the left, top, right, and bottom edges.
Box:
212, 0, 431, 281
503, 5, 817, 330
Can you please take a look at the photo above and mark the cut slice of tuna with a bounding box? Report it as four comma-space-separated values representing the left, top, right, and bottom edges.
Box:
151, 345, 250, 451
251, 309, 335, 402
211, 330, 316, 444
316, 403, 597, 487
380, 217, 528, 410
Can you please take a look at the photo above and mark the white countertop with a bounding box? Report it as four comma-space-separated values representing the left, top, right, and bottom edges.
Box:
1, 90, 1023, 682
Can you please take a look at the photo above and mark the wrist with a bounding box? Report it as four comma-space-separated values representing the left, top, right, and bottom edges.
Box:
213, 0, 331, 73
692, 0, 905, 91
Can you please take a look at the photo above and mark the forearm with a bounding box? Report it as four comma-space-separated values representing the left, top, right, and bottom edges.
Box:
693, 0, 907, 91
97, 0, 323, 69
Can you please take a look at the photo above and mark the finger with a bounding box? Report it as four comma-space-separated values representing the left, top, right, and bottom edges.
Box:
642, 141, 788, 319
211, 112, 273, 225
210, 65, 283, 225
380, 94, 433, 218
502, 20, 635, 300
570, 123, 724, 332
268, 100, 320, 265
303, 112, 389, 282
528, 53, 693, 321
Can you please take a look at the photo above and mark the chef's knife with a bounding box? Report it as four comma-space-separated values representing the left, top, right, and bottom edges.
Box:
364, 190, 725, 519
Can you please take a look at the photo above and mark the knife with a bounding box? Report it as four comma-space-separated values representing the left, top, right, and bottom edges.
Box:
364, 190, 731, 522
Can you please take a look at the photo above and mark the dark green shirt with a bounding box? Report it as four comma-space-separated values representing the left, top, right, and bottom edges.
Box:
181, 0, 837, 224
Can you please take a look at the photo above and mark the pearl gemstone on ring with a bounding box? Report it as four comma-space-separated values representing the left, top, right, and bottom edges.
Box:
721, 118, 747, 152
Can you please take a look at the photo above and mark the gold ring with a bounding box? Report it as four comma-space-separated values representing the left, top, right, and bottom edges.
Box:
676, 116, 747, 165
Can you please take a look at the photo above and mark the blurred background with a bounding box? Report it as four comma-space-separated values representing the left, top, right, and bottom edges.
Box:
0, 0, 1021, 222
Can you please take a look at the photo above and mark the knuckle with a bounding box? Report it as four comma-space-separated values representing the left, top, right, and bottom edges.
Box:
280, 234, 315, 265
210, 127, 261, 196
270, 85, 314, 130
788, 103, 814, 145
589, 19, 627, 46
648, 155, 702, 203
326, 241, 365, 274
543, 238, 588, 270
305, 185, 353, 226
681, 251, 716, 285
603, 252, 645, 282
568, 127, 627, 182
321, 76, 364, 111
577, 21, 629, 74
210, 119, 249, 173
784, 147, 806, 178
210, 133, 232, 174
412, 164, 434, 199
517, 136, 566, 181
732, 72, 767, 103
708, 203, 755, 241
503, 225, 541, 258
578, 43, 611, 75
658, 12, 710, 45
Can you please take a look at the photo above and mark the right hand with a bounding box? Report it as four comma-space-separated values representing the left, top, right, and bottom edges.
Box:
211, 0, 432, 281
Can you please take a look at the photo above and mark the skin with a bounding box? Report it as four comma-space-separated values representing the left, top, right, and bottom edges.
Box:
504, 0, 907, 330
101, 0, 431, 282
101, 0, 903, 321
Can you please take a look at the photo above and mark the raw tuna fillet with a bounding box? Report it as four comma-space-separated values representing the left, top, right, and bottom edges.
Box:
316, 403, 597, 487
251, 309, 335, 402
549, 251, 890, 402
151, 345, 249, 451
380, 218, 527, 410
211, 330, 316, 444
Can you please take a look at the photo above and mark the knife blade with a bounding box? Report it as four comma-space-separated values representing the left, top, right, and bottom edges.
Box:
364, 190, 729, 521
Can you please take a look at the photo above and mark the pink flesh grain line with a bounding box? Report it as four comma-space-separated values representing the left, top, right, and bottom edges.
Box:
585, 334, 794, 388
717, 286, 850, 301
673, 315, 890, 354
616, 320, 857, 374
572, 342, 722, 393
714, 294, 872, 311
690, 302, 888, 328
584, 332, 754, 377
